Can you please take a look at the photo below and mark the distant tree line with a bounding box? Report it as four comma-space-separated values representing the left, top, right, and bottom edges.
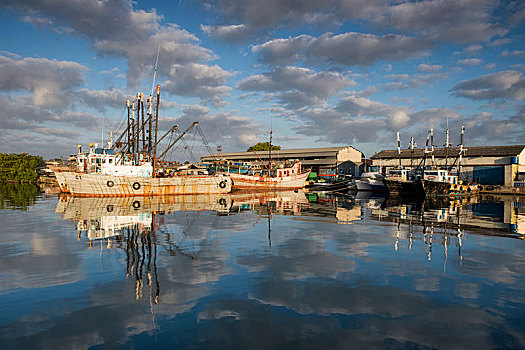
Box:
247, 142, 281, 152
0, 153, 44, 183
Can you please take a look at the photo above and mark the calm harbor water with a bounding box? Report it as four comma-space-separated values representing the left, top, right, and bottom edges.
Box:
1, 184, 525, 349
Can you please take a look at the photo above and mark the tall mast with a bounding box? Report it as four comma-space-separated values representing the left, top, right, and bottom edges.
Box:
445, 117, 450, 169
410, 136, 414, 169
268, 115, 273, 171
397, 131, 402, 168
126, 100, 131, 154
423, 130, 431, 171
141, 93, 146, 153
430, 128, 435, 167
457, 126, 465, 178
153, 84, 160, 177
132, 99, 137, 163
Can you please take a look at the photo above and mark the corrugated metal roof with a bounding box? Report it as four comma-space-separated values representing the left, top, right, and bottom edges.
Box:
201, 146, 362, 160
370, 145, 525, 159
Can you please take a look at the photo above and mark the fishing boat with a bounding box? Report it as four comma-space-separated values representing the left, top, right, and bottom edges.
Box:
355, 172, 387, 192
382, 168, 424, 197
227, 161, 310, 189
55, 85, 232, 196
419, 126, 478, 196
223, 127, 310, 190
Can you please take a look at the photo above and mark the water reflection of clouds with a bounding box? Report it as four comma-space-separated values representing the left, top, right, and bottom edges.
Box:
197, 282, 519, 349
3, 191, 525, 348
0, 200, 84, 292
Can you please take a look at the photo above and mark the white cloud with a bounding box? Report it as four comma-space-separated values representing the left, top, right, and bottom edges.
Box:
451, 70, 525, 100
252, 32, 430, 67
201, 24, 259, 42
203, 0, 509, 44
0, 53, 87, 108
163, 63, 233, 105
238, 66, 355, 108
417, 64, 442, 72
457, 58, 482, 66
3, 0, 231, 103
501, 50, 525, 57
252, 35, 312, 65
76, 88, 129, 112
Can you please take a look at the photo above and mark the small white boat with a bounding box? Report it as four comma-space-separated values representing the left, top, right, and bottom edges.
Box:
355, 172, 386, 192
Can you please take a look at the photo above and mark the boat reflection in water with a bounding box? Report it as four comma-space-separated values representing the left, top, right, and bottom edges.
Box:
55, 191, 525, 306
55, 191, 312, 304
375, 193, 525, 237
57, 195, 165, 305
17, 188, 522, 348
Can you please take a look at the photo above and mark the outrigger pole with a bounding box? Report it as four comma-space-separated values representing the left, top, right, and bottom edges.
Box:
157, 122, 198, 161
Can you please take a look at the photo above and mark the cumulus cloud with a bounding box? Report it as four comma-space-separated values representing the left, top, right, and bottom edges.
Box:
384, 72, 448, 91
452, 108, 525, 145
336, 95, 411, 129
501, 50, 525, 57
238, 66, 355, 108
202, 0, 509, 44
252, 32, 430, 67
417, 64, 442, 72
201, 24, 260, 42
76, 88, 129, 113
457, 58, 482, 66
2, 0, 232, 103
306, 32, 430, 66
409, 108, 462, 130
0, 54, 86, 108
291, 108, 386, 145
156, 104, 264, 156
451, 70, 525, 100
163, 63, 233, 106
372, 0, 506, 44
0, 93, 98, 156
252, 35, 311, 65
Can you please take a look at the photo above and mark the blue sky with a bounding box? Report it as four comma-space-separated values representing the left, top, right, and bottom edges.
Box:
0, 0, 524, 160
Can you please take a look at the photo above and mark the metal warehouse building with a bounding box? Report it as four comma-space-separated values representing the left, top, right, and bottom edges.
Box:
200, 146, 364, 176
370, 145, 525, 186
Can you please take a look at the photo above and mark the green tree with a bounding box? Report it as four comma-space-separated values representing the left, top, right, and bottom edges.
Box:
247, 142, 281, 152
0, 153, 44, 182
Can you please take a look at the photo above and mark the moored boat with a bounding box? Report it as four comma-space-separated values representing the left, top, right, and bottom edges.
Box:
226, 161, 310, 189
55, 85, 233, 197
383, 168, 424, 197
421, 169, 479, 196
55, 171, 232, 197
355, 172, 387, 192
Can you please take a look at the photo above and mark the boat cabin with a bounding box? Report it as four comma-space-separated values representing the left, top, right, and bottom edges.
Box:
423, 169, 458, 184
276, 162, 302, 178
76, 145, 152, 178
387, 168, 413, 181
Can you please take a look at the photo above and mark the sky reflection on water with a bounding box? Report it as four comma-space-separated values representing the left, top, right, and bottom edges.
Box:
1, 188, 525, 349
